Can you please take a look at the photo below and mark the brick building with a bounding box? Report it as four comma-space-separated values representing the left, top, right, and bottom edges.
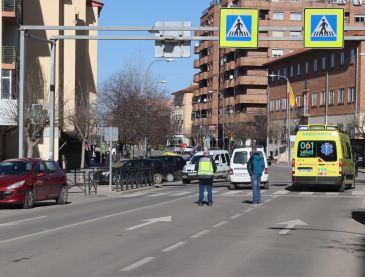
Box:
266, 39, 365, 159
193, 0, 365, 149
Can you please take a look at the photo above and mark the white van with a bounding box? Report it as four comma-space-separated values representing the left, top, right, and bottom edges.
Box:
228, 147, 269, 190
182, 149, 230, 184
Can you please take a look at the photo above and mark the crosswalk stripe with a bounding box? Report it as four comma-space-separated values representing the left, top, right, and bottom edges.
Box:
246, 192, 253, 196
325, 192, 339, 196
171, 191, 193, 196
273, 190, 289, 195
221, 191, 241, 195
299, 192, 314, 195
146, 193, 168, 197
352, 191, 365, 196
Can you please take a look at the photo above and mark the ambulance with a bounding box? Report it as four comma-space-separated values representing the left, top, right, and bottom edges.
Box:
292, 124, 355, 192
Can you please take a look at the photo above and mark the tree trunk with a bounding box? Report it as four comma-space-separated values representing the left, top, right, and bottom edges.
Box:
27, 143, 33, 158
80, 140, 86, 169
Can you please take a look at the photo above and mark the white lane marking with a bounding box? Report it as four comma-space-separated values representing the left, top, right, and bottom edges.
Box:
246, 192, 253, 196
244, 208, 253, 212
0, 194, 194, 245
171, 191, 193, 196
230, 213, 242, 219
212, 190, 221, 193
213, 221, 228, 228
261, 190, 268, 193
273, 190, 289, 195
0, 216, 46, 227
221, 190, 241, 195
273, 196, 278, 199
299, 192, 314, 195
191, 230, 210, 239
264, 199, 272, 203
161, 241, 186, 252
352, 191, 365, 196
126, 216, 172, 231
120, 257, 155, 272
146, 192, 168, 197
278, 219, 308, 235
325, 192, 339, 196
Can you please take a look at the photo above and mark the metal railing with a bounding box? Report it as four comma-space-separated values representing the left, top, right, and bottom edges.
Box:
2, 0, 15, 12
2, 46, 16, 64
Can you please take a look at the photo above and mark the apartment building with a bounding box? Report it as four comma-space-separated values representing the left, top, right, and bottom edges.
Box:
193, 0, 365, 148
266, 40, 365, 159
171, 84, 196, 140
0, 0, 103, 160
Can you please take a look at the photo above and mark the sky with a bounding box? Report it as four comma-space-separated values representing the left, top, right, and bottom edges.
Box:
98, 0, 213, 96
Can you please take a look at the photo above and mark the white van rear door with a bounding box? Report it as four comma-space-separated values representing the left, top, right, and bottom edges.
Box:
232, 151, 249, 177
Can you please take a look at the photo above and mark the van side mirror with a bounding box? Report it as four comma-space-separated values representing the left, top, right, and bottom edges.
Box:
215, 160, 220, 164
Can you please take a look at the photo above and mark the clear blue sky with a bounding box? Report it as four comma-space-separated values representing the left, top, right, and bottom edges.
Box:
98, 0, 212, 95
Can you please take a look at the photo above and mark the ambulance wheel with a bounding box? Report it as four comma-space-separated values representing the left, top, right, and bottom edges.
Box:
339, 177, 346, 192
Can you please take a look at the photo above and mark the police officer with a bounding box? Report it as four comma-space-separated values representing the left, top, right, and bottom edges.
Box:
195, 147, 217, 206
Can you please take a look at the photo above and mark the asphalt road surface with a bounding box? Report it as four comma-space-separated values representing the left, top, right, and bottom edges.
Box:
0, 164, 364, 277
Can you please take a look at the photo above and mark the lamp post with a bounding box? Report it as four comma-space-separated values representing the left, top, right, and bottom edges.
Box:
143, 58, 174, 157
268, 74, 291, 165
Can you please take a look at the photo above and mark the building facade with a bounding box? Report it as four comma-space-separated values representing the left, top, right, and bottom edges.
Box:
193, 0, 365, 149
266, 40, 365, 160
0, 0, 102, 160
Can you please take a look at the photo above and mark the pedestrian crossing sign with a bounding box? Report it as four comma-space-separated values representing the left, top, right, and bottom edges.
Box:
219, 8, 258, 48
304, 8, 344, 49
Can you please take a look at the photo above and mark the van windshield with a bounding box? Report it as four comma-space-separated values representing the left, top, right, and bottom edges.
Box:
190, 155, 213, 164
233, 151, 248, 164
297, 140, 337, 162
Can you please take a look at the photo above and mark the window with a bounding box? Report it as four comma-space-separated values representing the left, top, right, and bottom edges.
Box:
322, 56, 326, 70
340, 51, 345, 65
350, 48, 355, 64
297, 64, 301, 76
338, 88, 344, 104
296, 96, 301, 107
355, 15, 365, 22
277, 68, 281, 80
276, 99, 281, 111
320, 91, 325, 106
290, 12, 301, 21
272, 31, 284, 37
272, 49, 284, 57
271, 71, 275, 81
297, 141, 337, 162
221, 154, 226, 164
283, 67, 287, 77
282, 97, 287, 110
233, 151, 248, 164
289, 31, 301, 37
290, 65, 294, 77
312, 92, 318, 107
45, 161, 57, 174
314, 59, 318, 72
329, 89, 335, 105
1, 70, 13, 100
270, 100, 275, 112
273, 12, 284, 20
330, 53, 335, 68
305, 61, 309, 74
348, 87, 355, 103
347, 125, 354, 138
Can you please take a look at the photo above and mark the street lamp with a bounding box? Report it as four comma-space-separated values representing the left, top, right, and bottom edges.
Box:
161, 80, 167, 95
144, 59, 175, 157
268, 73, 291, 165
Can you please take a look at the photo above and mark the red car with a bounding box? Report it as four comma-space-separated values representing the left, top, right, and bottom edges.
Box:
0, 158, 68, 208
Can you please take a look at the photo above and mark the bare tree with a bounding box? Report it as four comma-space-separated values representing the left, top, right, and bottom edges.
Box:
65, 85, 99, 169
350, 114, 364, 138
268, 119, 286, 157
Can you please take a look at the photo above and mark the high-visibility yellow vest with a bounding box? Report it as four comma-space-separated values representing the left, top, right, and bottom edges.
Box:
198, 157, 214, 176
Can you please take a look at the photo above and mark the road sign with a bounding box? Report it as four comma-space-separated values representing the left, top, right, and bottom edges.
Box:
155, 21, 191, 58
304, 8, 344, 48
219, 8, 258, 48
98, 127, 118, 141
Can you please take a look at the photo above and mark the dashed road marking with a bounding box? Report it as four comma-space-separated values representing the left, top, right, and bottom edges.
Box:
191, 230, 210, 239
299, 192, 314, 195
161, 241, 186, 252
221, 191, 241, 195
273, 190, 289, 195
171, 191, 193, 196
244, 208, 253, 212
230, 213, 242, 219
120, 257, 155, 272
213, 221, 228, 228
146, 193, 168, 197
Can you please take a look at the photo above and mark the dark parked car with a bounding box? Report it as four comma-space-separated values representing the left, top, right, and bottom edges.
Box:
0, 159, 68, 208
149, 155, 186, 181
99, 158, 176, 185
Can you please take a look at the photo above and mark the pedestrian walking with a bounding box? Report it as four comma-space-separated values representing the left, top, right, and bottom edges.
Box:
247, 146, 265, 206
195, 147, 217, 206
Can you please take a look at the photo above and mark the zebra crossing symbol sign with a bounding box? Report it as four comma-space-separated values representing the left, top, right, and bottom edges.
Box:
219, 8, 258, 48
304, 8, 344, 48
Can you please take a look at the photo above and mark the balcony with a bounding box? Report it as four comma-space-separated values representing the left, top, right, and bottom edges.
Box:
193, 73, 200, 83
236, 56, 269, 67
2, 46, 16, 69
193, 59, 199, 68
235, 75, 267, 86
236, 94, 267, 104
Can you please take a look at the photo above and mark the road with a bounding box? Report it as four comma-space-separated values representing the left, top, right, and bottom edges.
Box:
0, 164, 364, 277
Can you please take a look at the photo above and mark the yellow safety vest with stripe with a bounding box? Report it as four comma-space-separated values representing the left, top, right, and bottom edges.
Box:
197, 157, 214, 177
